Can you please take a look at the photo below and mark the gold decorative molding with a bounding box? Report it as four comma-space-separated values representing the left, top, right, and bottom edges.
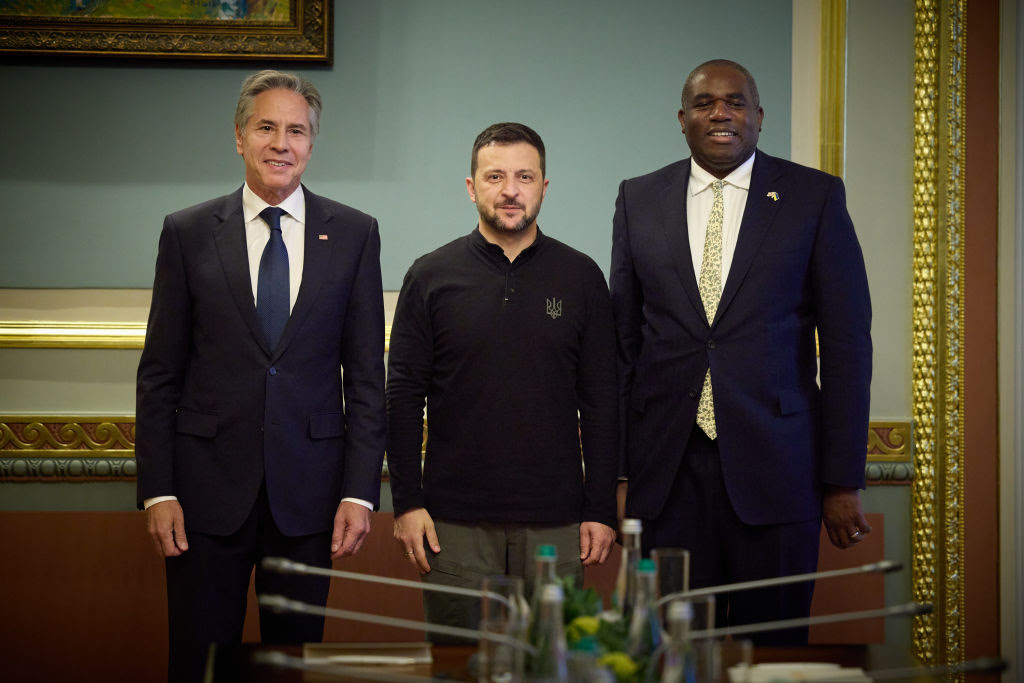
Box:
2, 417, 906, 485
819, 0, 848, 177
867, 421, 911, 462
0, 322, 147, 349
0, 322, 394, 352
911, 0, 966, 669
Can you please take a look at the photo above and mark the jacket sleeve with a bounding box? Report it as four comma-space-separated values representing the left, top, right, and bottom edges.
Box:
135, 215, 192, 508
339, 219, 388, 507
609, 179, 644, 480
812, 177, 873, 489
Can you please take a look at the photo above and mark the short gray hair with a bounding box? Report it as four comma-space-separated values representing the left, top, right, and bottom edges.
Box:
234, 70, 322, 138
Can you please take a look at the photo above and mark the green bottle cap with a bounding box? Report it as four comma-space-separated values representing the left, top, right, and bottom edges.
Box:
637, 558, 656, 573
536, 544, 557, 558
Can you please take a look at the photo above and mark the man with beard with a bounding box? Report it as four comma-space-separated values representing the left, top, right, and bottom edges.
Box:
386, 122, 618, 635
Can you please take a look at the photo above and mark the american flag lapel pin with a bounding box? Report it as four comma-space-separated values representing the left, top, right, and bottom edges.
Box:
318, 234, 329, 240
767, 191, 780, 202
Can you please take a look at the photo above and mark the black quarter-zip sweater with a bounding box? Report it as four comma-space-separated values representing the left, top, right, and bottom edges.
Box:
386, 228, 618, 528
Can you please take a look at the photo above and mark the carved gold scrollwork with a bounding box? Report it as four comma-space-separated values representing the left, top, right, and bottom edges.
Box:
911, 0, 965, 669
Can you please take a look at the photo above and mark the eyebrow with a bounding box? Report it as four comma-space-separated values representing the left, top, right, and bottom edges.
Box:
693, 92, 747, 101
254, 118, 308, 130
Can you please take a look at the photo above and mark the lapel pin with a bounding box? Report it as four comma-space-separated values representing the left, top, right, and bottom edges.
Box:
318, 234, 329, 240
767, 192, 780, 202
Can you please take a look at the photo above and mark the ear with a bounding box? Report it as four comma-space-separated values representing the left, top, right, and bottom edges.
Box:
757, 107, 764, 132
235, 124, 243, 155
541, 177, 550, 199
465, 177, 477, 203
677, 108, 687, 135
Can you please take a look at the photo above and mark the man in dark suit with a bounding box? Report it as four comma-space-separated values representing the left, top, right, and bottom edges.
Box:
136, 70, 386, 681
610, 59, 872, 644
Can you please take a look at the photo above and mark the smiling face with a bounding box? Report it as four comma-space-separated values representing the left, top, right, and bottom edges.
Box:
235, 88, 314, 205
679, 64, 764, 178
466, 141, 549, 238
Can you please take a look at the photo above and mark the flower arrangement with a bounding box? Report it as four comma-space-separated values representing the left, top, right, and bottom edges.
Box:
560, 577, 652, 683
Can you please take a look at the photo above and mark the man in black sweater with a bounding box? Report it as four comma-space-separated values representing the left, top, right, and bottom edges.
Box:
387, 122, 618, 633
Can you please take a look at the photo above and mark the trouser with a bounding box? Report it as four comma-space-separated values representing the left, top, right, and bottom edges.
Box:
642, 428, 820, 645
164, 483, 332, 682
420, 519, 582, 643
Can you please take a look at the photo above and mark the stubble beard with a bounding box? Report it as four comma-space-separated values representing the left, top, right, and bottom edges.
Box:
479, 204, 539, 235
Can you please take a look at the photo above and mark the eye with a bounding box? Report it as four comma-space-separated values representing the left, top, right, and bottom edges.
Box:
519, 174, 534, 182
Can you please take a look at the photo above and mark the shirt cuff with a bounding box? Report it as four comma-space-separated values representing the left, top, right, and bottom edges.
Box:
342, 497, 374, 511
143, 495, 178, 509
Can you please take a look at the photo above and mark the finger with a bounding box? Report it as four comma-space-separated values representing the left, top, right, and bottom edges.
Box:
595, 532, 614, 564
172, 515, 188, 553
579, 528, 593, 562
423, 521, 441, 554
411, 537, 431, 574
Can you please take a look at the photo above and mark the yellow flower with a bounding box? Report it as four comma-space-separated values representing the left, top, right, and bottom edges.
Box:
566, 615, 601, 642
598, 651, 639, 683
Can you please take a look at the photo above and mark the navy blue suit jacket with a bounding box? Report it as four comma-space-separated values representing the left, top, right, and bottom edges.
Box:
136, 186, 386, 537
610, 151, 871, 526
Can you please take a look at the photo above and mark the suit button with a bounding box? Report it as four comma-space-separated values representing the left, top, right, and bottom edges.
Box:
707, 340, 716, 349
269, 367, 277, 376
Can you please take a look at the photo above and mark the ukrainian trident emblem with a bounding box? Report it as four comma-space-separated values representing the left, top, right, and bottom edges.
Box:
546, 297, 562, 319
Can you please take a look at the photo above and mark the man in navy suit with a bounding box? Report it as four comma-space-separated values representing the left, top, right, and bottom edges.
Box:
136, 70, 386, 681
610, 60, 872, 644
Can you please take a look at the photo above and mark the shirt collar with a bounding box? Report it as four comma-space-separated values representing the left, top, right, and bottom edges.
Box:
688, 152, 756, 197
242, 183, 306, 225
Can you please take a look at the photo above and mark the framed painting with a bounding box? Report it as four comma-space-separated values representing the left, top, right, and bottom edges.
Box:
0, 0, 331, 62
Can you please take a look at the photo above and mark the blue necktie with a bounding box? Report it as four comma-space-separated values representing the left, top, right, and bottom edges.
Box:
256, 206, 289, 350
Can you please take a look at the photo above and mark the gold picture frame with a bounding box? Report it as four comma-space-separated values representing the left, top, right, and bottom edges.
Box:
0, 0, 331, 62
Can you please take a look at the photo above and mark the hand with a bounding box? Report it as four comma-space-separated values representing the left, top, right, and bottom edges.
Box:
822, 486, 871, 549
331, 501, 372, 560
579, 521, 617, 566
147, 499, 188, 558
393, 508, 440, 575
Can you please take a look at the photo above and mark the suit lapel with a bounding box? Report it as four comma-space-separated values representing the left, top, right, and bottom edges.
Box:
271, 186, 333, 359
212, 189, 273, 355
659, 161, 706, 322
714, 150, 784, 325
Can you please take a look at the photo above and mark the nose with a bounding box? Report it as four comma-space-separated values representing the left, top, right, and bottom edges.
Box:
270, 128, 289, 150
500, 178, 519, 198
709, 98, 731, 119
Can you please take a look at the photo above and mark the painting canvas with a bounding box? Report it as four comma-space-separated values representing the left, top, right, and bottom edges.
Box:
0, 1, 289, 22
0, 0, 330, 61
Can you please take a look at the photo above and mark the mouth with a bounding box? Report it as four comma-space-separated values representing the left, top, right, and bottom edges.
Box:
497, 204, 524, 211
708, 130, 736, 138
265, 160, 291, 168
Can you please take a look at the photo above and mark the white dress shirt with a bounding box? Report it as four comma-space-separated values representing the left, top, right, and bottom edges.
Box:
686, 153, 755, 286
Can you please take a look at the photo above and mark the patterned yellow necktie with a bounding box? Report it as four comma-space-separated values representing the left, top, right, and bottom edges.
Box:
696, 180, 724, 439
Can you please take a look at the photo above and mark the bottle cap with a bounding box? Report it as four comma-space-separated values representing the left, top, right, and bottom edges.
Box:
536, 544, 557, 559
637, 558, 656, 573
621, 518, 642, 534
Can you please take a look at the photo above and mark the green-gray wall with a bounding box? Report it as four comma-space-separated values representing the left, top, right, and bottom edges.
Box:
0, 0, 792, 289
